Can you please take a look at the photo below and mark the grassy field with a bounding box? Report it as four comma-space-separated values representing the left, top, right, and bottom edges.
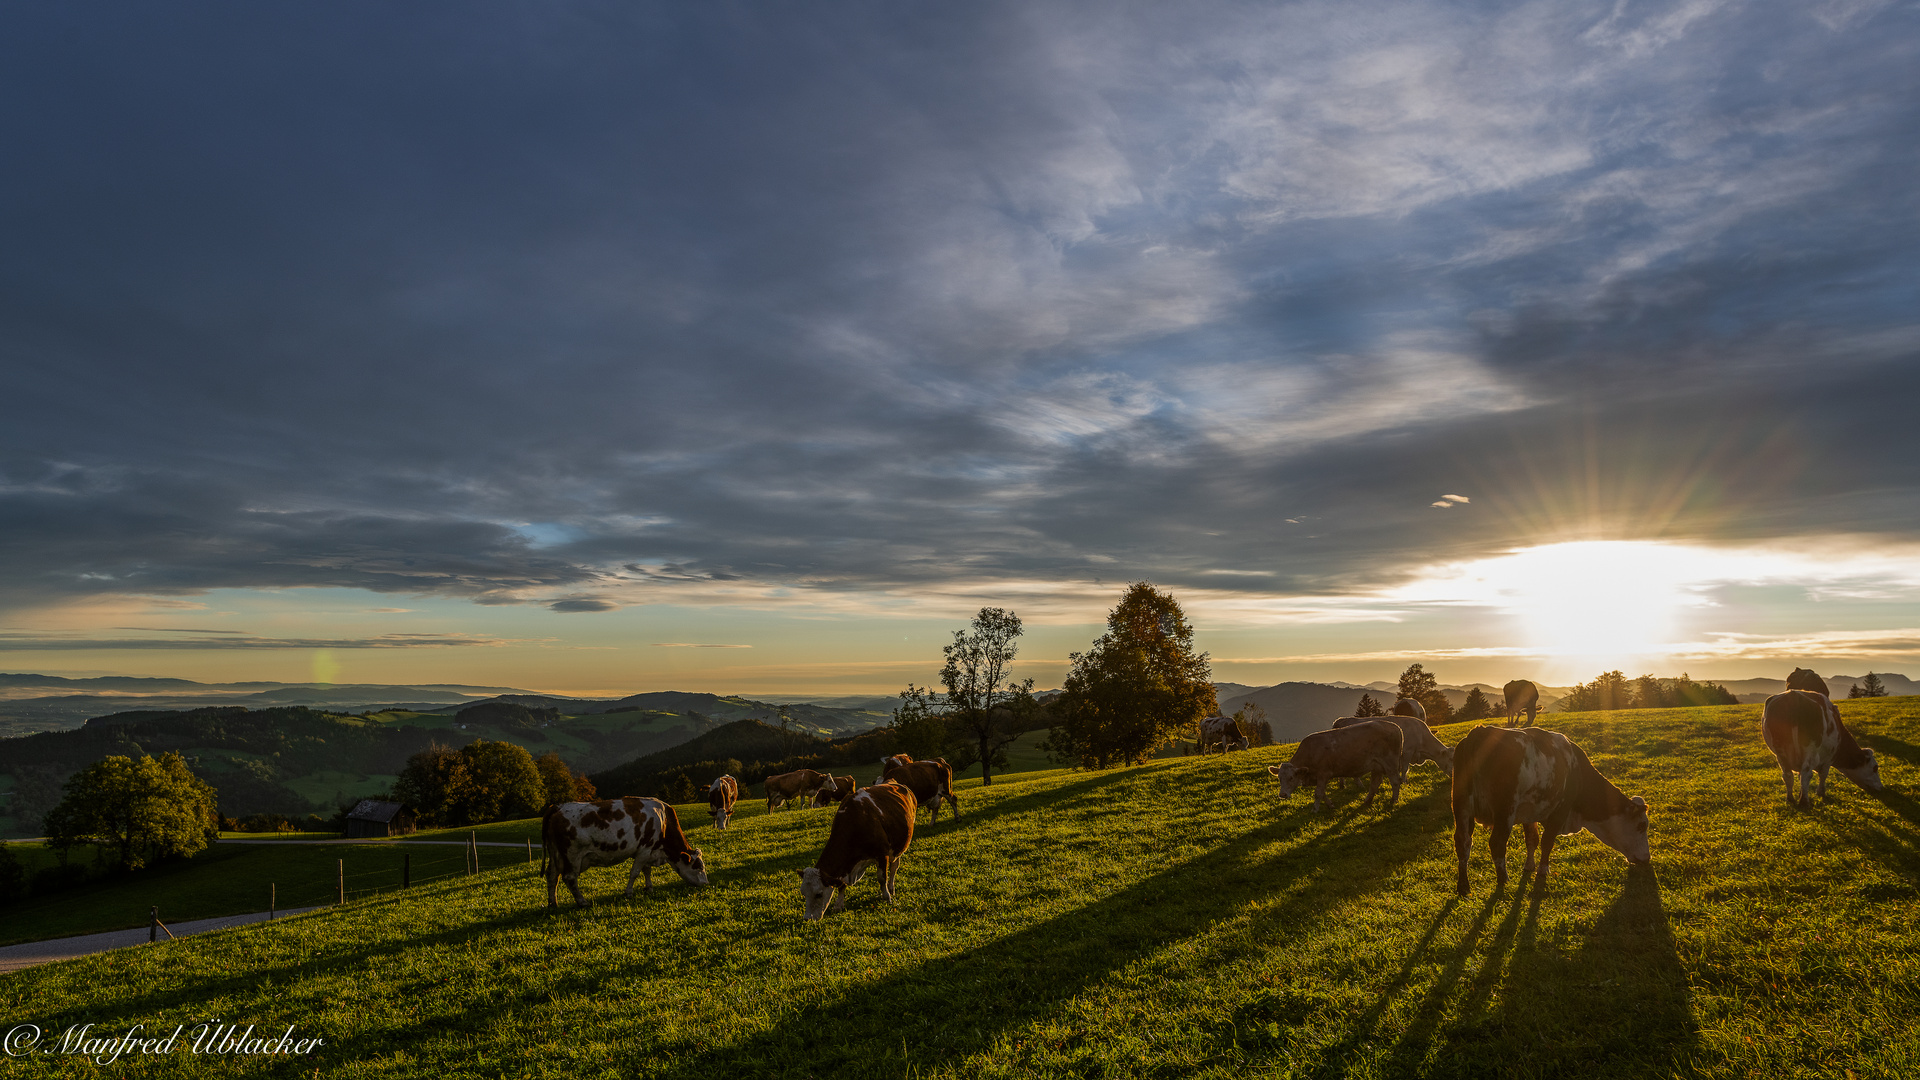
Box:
2, 700, 1917, 1078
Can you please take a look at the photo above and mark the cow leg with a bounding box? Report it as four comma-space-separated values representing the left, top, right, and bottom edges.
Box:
1488, 816, 1513, 890
1527, 705, 1538, 727
881, 856, 898, 903
1533, 830, 1560, 891
565, 871, 590, 909
546, 865, 560, 911
1520, 822, 1540, 879
949, 792, 960, 819
1779, 763, 1796, 803
830, 886, 848, 913
1360, 771, 1383, 810
1817, 765, 1832, 802
1313, 780, 1330, 813
1385, 769, 1402, 809
623, 859, 644, 898
1798, 767, 1813, 808
1454, 815, 1474, 896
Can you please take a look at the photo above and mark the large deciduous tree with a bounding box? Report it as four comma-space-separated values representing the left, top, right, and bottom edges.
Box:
1395, 663, 1455, 724
535, 752, 596, 805
939, 607, 1032, 785
43, 752, 219, 871
1047, 583, 1217, 769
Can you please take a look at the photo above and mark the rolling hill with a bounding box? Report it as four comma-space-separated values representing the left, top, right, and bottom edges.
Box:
3, 698, 1915, 1077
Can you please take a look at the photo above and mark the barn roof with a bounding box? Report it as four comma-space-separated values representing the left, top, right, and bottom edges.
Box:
347, 799, 409, 823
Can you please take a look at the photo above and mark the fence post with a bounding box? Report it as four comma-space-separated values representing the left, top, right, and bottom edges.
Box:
270, 883, 276, 921
468, 831, 478, 876
337, 858, 344, 905
149, 906, 158, 944
403, 852, 411, 889
526, 838, 532, 866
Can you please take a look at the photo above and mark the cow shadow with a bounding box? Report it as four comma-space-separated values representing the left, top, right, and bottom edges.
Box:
637, 791, 1448, 1079
1313, 865, 1695, 1079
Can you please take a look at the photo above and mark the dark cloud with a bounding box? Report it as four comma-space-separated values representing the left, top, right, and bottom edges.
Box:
2, 0, 1917, 615
0, 633, 510, 650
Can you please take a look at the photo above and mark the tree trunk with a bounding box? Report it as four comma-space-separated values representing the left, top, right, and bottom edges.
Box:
979, 732, 994, 785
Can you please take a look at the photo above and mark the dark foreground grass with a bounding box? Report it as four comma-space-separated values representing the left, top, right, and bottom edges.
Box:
2, 700, 1918, 1078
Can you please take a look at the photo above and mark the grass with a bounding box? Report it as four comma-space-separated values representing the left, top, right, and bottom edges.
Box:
2, 699, 1918, 1078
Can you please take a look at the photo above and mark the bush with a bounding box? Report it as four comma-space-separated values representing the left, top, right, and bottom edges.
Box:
31, 862, 89, 897
0, 844, 26, 905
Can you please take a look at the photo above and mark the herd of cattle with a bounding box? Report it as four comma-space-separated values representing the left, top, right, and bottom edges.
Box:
537, 669, 1887, 915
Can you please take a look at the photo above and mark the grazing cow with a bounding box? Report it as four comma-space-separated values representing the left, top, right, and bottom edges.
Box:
1391, 697, 1427, 723
798, 780, 916, 919
542, 797, 708, 910
1502, 680, 1540, 727
1333, 714, 1454, 782
764, 769, 833, 813
874, 754, 914, 785
1198, 714, 1250, 754
1787, 667, 1831, 697
707, 775, 739, 830
881, 756, 960, 823
1451, 726, 1649, 896
1761, 690, 1883, 806
811, 774, 858, 808
1269, 720, 1404, 812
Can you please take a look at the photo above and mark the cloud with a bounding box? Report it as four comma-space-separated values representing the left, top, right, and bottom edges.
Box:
650, 643, 752, 649
0, 632, 514, 650
0, 0, 1915, 638
548, 599, 618, 613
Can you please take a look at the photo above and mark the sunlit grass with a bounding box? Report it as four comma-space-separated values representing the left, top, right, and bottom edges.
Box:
2, 699, 1917, 1078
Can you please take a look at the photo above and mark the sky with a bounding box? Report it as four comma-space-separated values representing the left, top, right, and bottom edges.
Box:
3, 0, 1919, 697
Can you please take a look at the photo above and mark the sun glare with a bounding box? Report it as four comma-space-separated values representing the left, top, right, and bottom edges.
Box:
1482, 542, 1696, 660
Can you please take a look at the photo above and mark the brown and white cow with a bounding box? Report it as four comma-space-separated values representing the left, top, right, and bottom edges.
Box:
1761, 689, 1883, 806
1451, 726, 1649, 896
1333, 714, 1454, 782
798, 780, 916, 919
542, 796, 708, 910
1502, 680, 1540, 727
764, 769, 833, 813
810, 774, 857, 808
874, 754, 913, 784
707, 775, 739, 829
1786, 667, 1831, 696
880, 756, 960, 823
1390, 697, 1427, 723
1269, 720, 1404, 812
1198, 714, 1250, 754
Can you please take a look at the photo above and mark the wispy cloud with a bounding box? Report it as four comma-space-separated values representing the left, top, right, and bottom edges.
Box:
650, 643, 753, 649
0, 632, 514, 650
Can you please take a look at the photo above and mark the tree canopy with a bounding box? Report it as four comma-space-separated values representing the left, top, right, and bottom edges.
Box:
1395, 664, 1454, 724
43, 752, 219, 871
1046, 583, 1217, 769
393, 739, 545, 827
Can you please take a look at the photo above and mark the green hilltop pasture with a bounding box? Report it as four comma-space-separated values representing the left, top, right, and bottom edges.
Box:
3, 700, 1918, 1078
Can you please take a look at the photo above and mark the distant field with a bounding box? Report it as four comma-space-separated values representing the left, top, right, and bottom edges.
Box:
3, 699, 1918, 1078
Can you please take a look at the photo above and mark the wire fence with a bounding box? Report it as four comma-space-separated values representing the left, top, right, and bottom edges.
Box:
244, 837, 545, 914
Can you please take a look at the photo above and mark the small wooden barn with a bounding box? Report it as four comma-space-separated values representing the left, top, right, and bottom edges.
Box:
344, 799, 417, 839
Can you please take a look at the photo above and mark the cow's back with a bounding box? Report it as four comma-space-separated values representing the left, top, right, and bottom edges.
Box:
1762, 690, 1833, 770
1453, 726, 1574, 825
1299, 720, 1402, 773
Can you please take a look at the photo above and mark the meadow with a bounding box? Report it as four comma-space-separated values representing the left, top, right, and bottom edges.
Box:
1, 699, 1916, 1078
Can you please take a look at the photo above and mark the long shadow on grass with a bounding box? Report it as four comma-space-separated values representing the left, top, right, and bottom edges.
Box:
1362, 866, 1695, 1079
1805, 787, 1920, 897
640, 790, 1447, 1080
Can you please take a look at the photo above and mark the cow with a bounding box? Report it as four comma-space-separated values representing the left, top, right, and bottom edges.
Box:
1333, 714, 1454, 782
1786, 667, 1830, 696
798, 780, 917, 919
1450, 726, 1649, 896
1269, 720, 1404, 812
1198, 714, 1249, 754
1761, 689, 1883, 806
764, 769, 833, 813
874, 754, 914, 785
1391, 697, 1427, 723
810, 774, 858, 808
707, 775, 739, 830
880, 756, 960, 823
542, 796, 708, 910
1502, 680, 1540, 727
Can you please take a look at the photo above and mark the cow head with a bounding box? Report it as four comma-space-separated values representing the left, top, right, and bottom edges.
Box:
1839, 747, 1884, 792
1270, 762, 1307, 797
1432, 744, 1456, 777
797, 866, 844, 920
670, 847, 709, 886
1586, 795, 1652, 866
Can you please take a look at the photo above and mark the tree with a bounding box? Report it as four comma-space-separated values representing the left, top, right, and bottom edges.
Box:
1851, 672, 1889, 698
1559, 670, 1633, 712
890, 684, 954, 761
42, 752, 218, 872
1396, 663, 1454, 724
0, 842, 28, 905
392, 744, 475, 827
1046, 583, 1218, 769
458, 740, 547, 823
1231, 703, 1272, 746
1354, 693, 1386, 717
939, 607, 1031, 786
535, 752, 596, 805
1458, 687, 1492, 722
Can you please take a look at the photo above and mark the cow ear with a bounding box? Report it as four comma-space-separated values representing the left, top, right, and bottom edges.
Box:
1630, 796, 1647, 810
795, 868, 806, 879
